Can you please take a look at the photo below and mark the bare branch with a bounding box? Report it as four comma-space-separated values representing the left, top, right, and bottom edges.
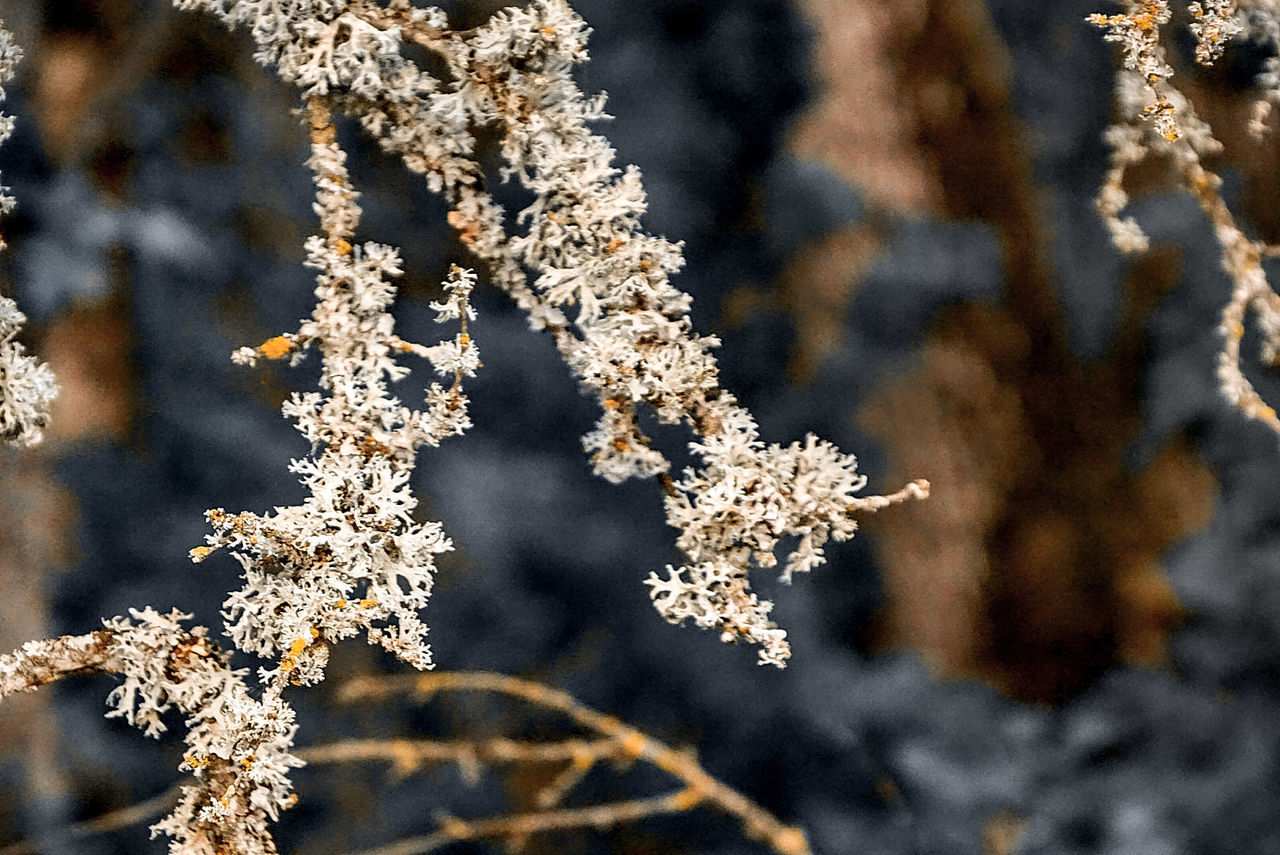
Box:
339, 671, 812, 855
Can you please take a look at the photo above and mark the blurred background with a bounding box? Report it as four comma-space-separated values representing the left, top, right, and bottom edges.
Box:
2, 0, 1280, 852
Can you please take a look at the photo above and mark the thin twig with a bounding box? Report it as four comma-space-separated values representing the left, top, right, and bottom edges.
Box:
0, 736, 618, 853
346, 792, 691, 855
0, 786, 179, 855
338, 671, 812, 855
299, 736, 616, 776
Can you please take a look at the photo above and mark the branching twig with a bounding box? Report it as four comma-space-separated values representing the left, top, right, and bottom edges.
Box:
338, 671, 812, 855
347, 793, 692, 855
1091, 1, 1280, 436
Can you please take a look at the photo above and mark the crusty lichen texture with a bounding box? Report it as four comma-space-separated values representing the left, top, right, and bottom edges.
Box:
1, 2, 928, 852
0, 26, 56, 449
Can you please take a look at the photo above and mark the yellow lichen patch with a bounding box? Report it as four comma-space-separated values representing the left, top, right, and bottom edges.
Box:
335, 238, 353, 256
334, 598, 348, 608
189, 546, 214, 563
259, 336, 293, 360
288, 632, 313, 658
358, 598, 379, 609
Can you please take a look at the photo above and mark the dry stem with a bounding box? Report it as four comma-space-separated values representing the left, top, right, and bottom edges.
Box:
338, 671, 812, 855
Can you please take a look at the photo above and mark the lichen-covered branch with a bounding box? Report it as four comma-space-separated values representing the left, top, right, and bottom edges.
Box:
0, 23, 56, 449
193, 96, 478, 681
5, 0, 931, 847
1091, 1, 1280, 437
1, 610, 302, 855
174, 0, 925, 667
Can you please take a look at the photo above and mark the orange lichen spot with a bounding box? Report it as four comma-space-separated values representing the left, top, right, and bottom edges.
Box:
637, 259, 654, 272
603, 397, 622, 409
335, 238, 353, 256
446, 210, 483, 245
334, 598, 348, 608
259, 336, 293, 360
1163, 129, 1180, 142
359, 598, 379, 609
618, 730, 647, 758
285, 794, 299, 809
604, 237, 624, 253
189, 546, 214, 563
541, 26, 556, 36
309, 626, 320, 640
240, 756, 255, 769
289, 637, 309, 657
458, 332, 470, 347
185, 754, 209, 769
771, 827, 809, 855
611, 437, 630, 452
671, 787, 703, 812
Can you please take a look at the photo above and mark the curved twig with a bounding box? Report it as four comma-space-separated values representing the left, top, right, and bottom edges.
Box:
338, 671, 812, 855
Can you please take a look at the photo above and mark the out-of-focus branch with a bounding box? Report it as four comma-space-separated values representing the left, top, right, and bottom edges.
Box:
339, 671, 812, 855
348, 793, 693, 855
0, 734, 621, 853
299, 735, 616, 777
